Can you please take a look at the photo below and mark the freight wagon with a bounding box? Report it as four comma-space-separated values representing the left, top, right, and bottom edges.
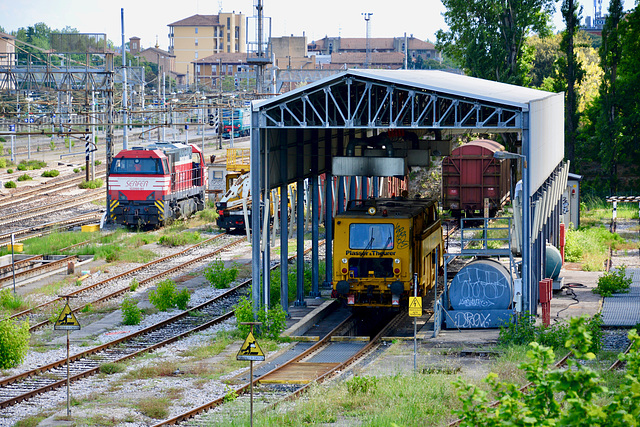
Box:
441, 139, 511, 217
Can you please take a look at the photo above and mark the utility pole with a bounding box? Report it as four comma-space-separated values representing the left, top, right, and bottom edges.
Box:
121, 8, 128, 149
362, 13, 373, 69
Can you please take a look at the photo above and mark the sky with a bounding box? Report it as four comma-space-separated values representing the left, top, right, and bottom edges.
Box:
1, 0, 637, 51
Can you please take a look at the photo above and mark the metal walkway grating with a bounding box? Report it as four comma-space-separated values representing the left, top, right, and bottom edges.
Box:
601, 268, 640, 327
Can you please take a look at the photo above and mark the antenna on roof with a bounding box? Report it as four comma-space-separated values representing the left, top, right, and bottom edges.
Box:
218, 0, 223, 13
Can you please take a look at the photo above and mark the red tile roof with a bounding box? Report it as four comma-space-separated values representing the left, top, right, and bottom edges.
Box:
168, 14, 220, 27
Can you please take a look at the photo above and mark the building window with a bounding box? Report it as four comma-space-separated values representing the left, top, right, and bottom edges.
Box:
195, 27, 198, 34
195, 39, 198, 46
195, 52, 198, 59
212, 65, 217, 74
196, 65, 201, 74
227, 17, 231, 28
227, 34, 230, 42
227, 46, 230, 53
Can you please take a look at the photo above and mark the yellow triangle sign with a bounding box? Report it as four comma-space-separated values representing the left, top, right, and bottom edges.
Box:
236, 331, 265, 361
54, 303, 81, 330
409, 296, 422, 317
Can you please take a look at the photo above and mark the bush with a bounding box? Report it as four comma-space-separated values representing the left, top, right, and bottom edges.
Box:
456, 317, 640, 426
17, 174, 32, 181
174, 288, 190, 310
41, 169, 60, 178
0, 316, 30, 368
78, 178, 103, 189
234, 296, 286, 339
4, 181, 16, 188
593, 266, 632, 297
148, 279, 190, 311
73, 168, 80, 173
0, 158, 5, 168
204, 258, 238, 289
6, 169, 13, 174
129, 278, 139, 292
94, 160, 102, 166
499, 313, 602, 354
121, 296, 142, 325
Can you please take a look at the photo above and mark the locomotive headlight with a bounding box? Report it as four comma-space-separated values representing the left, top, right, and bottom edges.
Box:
342, 258, 348, 264
394, 258, 401, 274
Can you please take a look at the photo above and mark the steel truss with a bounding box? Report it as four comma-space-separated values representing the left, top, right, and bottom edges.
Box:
259, 75, 522, 130
0, 54, 143, 92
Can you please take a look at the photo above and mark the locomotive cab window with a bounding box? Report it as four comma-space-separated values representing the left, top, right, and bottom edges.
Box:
110, 158, 164, 174
349, 223, 394, 249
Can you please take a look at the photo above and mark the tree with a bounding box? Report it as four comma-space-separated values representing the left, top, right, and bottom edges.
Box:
557, 0, 586, 164
596, 0, 625, 193
617, 4, 640, 166
525, 33, 561, 88
436, 0, 556, 85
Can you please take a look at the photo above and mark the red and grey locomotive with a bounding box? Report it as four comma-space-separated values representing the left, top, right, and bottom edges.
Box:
108, 142, 205, 227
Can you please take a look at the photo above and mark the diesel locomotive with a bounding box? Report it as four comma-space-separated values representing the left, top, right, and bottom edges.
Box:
332, 197, 444, 308
108, 142, 206, 227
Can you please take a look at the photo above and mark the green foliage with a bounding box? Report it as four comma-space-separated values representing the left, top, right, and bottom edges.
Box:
346, 375, 379, 395
73, 168, 79, 173
17, 174, 32, 181
0, 158, 6, 168
16, 160, 46, 171
436, 0, 555, 85
499, 313, 603, 353
196, 207, 219, 223
121, 296, 142, 325
41, 169, 59, 177
223, 385, 238, 403
204, 258, 238, 289
256, 303, 287, 339
129, 278, 139, 292
6, 169, 13, 174
158, 231, 201, 247
456, 316, 640, 426
147, 279, 190, 312
564, 226, 626, 270
0, 289, 28, 312
99, 362, 125, 375
0, 316, 30, 369
49, 140, 55, 151
94, 160, 101, 166
80, 303, 92, 313
174, 288, 190, 310
593, 266, 632, 297
234, 297, 254, 337
78, 178, 103, 189
234, 296, 287, 339
3, 181, 16, 189
268, 261, 322, 306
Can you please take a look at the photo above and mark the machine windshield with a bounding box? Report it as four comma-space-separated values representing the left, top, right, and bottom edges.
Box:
110, 158, 164, 174
349, 223, 394, 250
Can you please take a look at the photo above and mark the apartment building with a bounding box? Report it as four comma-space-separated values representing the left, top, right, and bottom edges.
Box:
168, 12, 246, 84
308, 36, 441, 64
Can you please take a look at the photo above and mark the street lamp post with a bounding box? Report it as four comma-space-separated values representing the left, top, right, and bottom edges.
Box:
494, 150, 529, 315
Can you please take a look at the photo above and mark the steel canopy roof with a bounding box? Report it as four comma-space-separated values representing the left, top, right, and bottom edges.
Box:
253, 69, 557, 112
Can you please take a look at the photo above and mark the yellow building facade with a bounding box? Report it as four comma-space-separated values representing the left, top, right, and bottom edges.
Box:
168, 13, 246, 84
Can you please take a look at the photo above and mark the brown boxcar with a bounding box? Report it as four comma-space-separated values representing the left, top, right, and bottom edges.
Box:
441, 139, 511, 217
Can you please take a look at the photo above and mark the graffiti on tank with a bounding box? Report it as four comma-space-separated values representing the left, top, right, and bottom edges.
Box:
455, 267, 510, 308
453, 311, 492, 328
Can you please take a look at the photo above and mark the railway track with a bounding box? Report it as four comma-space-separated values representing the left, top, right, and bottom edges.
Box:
0, 189, 103, 226
0, 210, 104, 246
9, 233, 245, 331
0, 278, 246, 411
0, 170, 106, 209
0, 238, 321, 416
153, 309, 407, 425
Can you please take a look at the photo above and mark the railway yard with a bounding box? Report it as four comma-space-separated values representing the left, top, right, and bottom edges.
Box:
0, 149, 638, 426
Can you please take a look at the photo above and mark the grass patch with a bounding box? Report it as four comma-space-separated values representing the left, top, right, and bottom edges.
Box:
565, 226, 628, 270
196, 207, 219, 223
136, 396, 170, 419
158, 231, 201, 246
125, 360, 179, 380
